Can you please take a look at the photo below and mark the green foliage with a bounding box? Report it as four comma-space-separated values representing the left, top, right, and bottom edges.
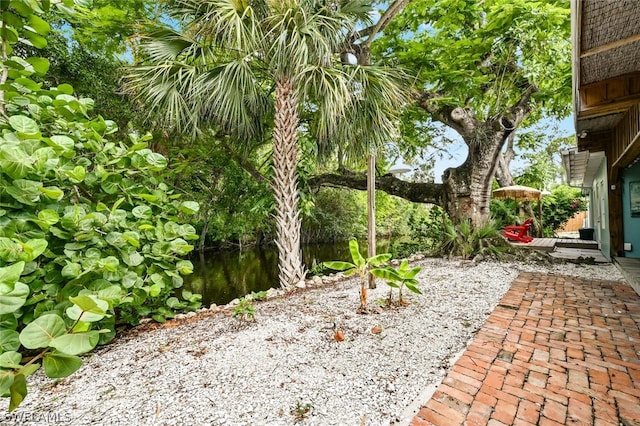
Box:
42, 0, 164, 60
232, 297, 256, 322
490, 198, 519, 229
378, 0, 571, 120
290, 400, 313, 420
541, 185, 587, 236
372, 260, 422, 306
232, 291, 267, 321
306, 262, 327, 278
304, 188, 431, 245
431, 215, 509, 260
249, 291, 268, 302
0, 0, 200, 410
515, 134, 573, 191
167, 140, 274, 248
324, 239, 391, 311
389, 206, 447, 258
37, 31, 135, 133
302, 188, 367, 243
370, 0, 572, 185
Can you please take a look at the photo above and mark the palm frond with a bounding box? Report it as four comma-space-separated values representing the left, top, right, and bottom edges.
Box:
194, 58, 271, 139
312, 64, 411, 161
173, 0, 266, 54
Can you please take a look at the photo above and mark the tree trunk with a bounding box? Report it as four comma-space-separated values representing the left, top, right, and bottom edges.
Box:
415, 86, 535, 226
436, 108, 514, 226
273, 79, 305, 289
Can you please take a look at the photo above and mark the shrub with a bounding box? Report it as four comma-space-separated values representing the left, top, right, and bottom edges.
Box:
541, 186, 587, 236
0, 0, 200, 409
389, 206, 445, 258
431, 214, 509, 260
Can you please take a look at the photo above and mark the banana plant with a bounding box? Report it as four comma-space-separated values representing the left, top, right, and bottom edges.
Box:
323, 239, 391, 312
372, 260, 422, 305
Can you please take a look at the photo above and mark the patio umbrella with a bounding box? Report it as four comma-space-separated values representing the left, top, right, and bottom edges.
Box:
492, 185, 541, 201
492, 185, 543, 234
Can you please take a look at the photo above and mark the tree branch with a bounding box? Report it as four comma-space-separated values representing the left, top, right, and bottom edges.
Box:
494, 154, 515, 187
503, 132, 516, 166
508, 82, 538, 126
309, 169, 445, 205
344, 0, 412, 63
357, 0, 413, 50
415, 90, 479, 138
218, 139, 270, 186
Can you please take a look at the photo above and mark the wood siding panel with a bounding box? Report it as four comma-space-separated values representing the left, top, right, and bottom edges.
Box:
612, 104, 640, 177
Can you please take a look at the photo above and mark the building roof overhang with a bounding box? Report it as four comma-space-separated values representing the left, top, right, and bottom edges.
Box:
562, 148, 605, 191
572, 0, 640, 140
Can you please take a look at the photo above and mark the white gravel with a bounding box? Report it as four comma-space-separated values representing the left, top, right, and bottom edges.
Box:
0, 258, 625, 426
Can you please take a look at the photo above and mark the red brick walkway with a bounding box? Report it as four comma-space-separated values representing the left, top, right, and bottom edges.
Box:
412, 272, 640, 426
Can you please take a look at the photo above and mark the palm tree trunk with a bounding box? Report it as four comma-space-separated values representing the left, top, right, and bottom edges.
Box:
273, 79, 305, 289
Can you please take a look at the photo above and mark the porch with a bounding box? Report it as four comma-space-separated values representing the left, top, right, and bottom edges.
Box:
508, 237, 605, 261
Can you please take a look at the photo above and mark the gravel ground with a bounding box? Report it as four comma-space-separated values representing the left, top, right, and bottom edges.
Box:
0, 257, 625, 426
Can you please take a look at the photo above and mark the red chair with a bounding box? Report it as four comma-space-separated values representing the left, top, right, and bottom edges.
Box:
503, 218, 534, 243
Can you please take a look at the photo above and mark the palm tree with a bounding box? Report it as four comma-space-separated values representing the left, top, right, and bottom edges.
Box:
127, 0, 407, 289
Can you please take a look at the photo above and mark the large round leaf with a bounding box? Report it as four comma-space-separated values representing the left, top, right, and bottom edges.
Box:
132, 205, 152, 219
27, 14, 50, 35
48, 135, 74, 151
122, 251, 143, 267
0, 262, 24, 284
8, 115, 39, 134
25, 57, 49, 75
19, 314, 66, 349
0, 282, 29, 315
49, 331, 98, 355
0, 351, 21, 369
18, 239, 47, 262
37, 209, 59, 226
24, 31, 47, 49
8, 373, 26, 412
0, 239, 21, 263
61, 262, 81, 278
0, 144, 34, 179
0, 330, 20, 353
66, 295, 108, 322
0, 370, 15, 397
144, 152, 167, 171
179, 201, 199, 215
43, 352, 82, 378
176, 260, 194, 275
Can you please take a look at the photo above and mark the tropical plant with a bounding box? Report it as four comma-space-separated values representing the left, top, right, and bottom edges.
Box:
0, 0, 200, 409
323, 239, 391, 312
541, 185, 587, 236
232, 291, 268, 321
372, 260, 422, 306
389, 206, 448, 258
432, 215, 509, 260
490, 198, 519, 229
127, 0, 407, 290
232, 297, 256, 322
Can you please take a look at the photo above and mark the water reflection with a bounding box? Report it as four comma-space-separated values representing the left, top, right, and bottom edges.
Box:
184, 240, 390, 306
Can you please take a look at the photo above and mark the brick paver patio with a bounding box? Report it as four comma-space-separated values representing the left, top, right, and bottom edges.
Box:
412, 272, 640, 425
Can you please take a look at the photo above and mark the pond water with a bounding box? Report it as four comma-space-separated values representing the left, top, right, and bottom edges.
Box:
184, 240, 391, 306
